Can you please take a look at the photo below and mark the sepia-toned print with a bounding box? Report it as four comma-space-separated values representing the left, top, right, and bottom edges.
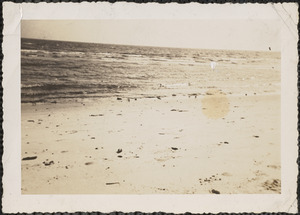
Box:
21, 20, 281, 194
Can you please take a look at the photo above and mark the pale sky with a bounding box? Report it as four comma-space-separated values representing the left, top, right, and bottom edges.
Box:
21, 20, 280, 51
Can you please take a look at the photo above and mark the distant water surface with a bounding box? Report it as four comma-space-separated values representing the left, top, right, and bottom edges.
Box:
21, 38, 280, 103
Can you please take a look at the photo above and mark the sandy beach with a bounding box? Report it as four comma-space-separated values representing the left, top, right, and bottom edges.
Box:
21, 91, 280, 194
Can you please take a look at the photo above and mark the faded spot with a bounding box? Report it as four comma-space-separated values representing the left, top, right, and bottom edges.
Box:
201, 89, 229, 119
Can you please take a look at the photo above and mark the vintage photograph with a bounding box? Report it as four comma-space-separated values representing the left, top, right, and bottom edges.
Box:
20, 19, 281, 194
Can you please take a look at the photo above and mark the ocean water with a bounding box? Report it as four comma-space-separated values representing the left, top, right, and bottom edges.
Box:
21, 38, 280, 103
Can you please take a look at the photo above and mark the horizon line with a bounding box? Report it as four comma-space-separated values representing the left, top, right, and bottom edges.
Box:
21, 37, 280, 53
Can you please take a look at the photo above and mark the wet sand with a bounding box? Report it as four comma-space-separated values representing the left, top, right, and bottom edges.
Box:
21, 92, 280, 194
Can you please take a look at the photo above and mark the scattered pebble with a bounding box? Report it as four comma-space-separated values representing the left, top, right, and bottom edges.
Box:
253, 135, 259, 138
27, 120, 35, 122
116, 149, 122, 153
171, 147, 178, 150
211, 189, 220, 194
85, 162, 93, 165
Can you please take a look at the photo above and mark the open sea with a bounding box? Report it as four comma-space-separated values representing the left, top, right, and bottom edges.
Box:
21, 38, 280, 103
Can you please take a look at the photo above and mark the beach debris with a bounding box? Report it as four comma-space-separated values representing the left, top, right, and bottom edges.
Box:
95, 148, 98, 150
127, 98, 130, 102
43, 160, 54, 166
22, 156, 37, 161
172, 94, 176, 97
171, 147, 178, 151
211, 189, 220, 194
117, 97, 122, 100
224, 141, 229, 144
170, 109, 188, 112
65, 166, 68, 169
157, 96, 161, 100
27, 120, 35, 123
85, 162, 93, 165
157, 188, 166, 191
116, 149, 122, 153
241, 117, 245, 119
106, 182, 120, 185
263, 179, 281, 192
91, 137, 95, 139
158, 133, 165, 135
253, 135, 259, 138
89, 114, 104, 117
117, 155, 123, 158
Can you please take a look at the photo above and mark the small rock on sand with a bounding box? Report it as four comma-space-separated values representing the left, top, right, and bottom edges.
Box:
253, 135, 259, 138
117, 97, 122, 100
211, 189, 220, 194
171, 147, 178, 150
116, 149, 122, 153
27, 120, 35, 122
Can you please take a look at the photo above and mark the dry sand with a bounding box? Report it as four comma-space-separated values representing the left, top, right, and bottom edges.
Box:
21, 92, 280, 194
